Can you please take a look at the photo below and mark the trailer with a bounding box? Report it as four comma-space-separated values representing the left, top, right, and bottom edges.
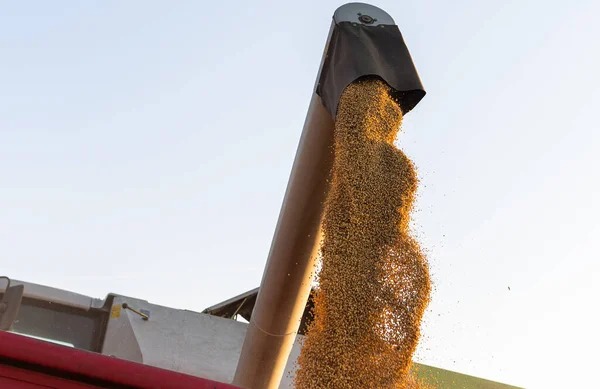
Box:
0, 279, 521, 388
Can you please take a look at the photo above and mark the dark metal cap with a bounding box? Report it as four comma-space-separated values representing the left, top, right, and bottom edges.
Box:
317, 3, 426, 117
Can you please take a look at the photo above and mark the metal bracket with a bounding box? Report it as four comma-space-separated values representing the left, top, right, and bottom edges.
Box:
122, 302, 150, 321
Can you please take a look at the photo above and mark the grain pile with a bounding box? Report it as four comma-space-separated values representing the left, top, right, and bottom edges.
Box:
294, 78, 431, 389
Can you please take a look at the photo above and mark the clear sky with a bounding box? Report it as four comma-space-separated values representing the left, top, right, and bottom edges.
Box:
1, 1, 598, 388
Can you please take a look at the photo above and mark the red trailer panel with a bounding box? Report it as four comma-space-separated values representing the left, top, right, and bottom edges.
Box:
0, 331, 240, 389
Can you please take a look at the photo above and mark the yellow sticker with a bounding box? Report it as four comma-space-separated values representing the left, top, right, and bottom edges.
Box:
110, 304, 121, 319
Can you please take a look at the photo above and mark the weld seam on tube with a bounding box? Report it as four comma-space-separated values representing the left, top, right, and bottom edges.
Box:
250, 320, 297, 338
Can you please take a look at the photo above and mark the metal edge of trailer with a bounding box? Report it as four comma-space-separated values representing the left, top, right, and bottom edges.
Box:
0, 331, 241, 389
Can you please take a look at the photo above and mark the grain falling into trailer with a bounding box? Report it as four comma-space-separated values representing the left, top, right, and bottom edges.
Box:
295, 78, 431, 389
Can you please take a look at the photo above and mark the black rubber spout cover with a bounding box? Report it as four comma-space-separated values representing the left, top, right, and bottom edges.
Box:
317, 21, 426, 118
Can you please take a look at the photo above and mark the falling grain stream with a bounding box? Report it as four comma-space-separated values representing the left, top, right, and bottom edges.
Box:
295, 79, 432, 389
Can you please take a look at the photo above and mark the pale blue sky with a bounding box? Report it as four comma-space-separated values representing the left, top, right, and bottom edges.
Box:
1, 1, 598, 388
